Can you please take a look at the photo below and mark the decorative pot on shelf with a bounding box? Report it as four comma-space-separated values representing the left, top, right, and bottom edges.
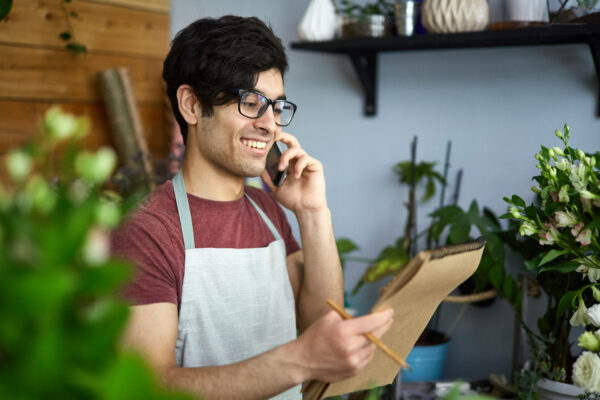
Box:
507, 0, 547, 22
534, 378, 585, 400
421, 0, 489, 33
298, 0, 337, 41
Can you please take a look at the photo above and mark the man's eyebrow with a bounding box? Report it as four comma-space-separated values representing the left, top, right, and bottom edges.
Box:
276, 94, 287, 101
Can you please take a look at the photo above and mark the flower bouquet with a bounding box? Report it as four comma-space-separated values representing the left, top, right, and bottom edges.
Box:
503, 125, 600, 395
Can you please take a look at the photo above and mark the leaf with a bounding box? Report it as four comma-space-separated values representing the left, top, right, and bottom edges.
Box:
59, 31, 72, 41
511, 195, 526, 208
539, 260, 580, 274
422, 176, 435, 202
524, 253, 544, 271
541, 186, 551, 200
537, 318, 551, 336
449, 221, 470, 243
336, 238, 358, 255
503, 278, 517, 303
0, 0, 12, 21
538, 249, 568, 267
489, 265, 504, 290
66, 43, 88, 54
556, 291, 577, 319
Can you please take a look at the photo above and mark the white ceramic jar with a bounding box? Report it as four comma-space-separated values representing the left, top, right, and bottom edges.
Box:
421, 0, 489, 33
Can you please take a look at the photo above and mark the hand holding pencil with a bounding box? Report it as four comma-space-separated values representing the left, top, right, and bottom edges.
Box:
326, 299, 408, 369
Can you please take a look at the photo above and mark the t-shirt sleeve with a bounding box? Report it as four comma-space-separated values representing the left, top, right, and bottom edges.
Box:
110, 212, 182, 306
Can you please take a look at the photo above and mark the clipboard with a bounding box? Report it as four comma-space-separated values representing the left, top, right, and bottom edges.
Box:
303, 238, 486, 400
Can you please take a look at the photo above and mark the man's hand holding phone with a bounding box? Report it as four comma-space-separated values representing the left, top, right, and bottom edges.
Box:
261, 132, 327, 214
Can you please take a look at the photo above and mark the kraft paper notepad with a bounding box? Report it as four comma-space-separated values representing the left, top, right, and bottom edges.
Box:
303, 238, 485, 400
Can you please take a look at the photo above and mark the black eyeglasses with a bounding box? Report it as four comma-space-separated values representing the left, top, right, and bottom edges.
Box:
226, 89, 297, 127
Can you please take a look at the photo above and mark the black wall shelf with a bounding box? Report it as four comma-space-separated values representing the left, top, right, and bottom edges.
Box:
290, 24, 600, 116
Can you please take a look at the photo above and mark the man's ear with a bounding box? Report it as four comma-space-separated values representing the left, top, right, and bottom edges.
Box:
176, 84, 199, 126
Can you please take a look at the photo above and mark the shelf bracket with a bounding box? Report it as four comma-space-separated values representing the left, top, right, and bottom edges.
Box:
589, 37, 600, 117
348, 53, 377, 116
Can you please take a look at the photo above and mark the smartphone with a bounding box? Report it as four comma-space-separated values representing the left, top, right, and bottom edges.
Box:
265, 142, 286, 186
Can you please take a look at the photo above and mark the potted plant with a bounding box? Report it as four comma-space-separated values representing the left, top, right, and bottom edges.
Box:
0, 107, 191, 399
336, 0, 395, 37
339, 138, 525, 384
549, 0, 600, 23
503, 125, 600, 397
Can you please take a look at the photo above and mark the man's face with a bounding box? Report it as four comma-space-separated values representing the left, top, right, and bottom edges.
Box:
194, 68, 284, 179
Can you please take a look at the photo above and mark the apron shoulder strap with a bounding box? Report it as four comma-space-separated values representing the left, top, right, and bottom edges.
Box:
172, 171, 196, 250
244, 193, 282, 241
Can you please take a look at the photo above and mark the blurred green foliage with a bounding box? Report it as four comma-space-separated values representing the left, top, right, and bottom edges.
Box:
0, 107, 191, 399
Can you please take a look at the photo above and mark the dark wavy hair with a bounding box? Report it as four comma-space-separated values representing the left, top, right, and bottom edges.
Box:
163, 15, 288, 144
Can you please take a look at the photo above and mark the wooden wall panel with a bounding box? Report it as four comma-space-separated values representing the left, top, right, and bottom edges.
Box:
0, 0, 68, 49
0, 45, 163, 102
0, 0, 168, 57
0, 0, 171, 172
86, 0, 169, 14
0, 101, 170, 158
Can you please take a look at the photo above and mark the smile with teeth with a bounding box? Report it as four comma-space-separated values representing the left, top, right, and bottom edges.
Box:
242, 139, 267, 150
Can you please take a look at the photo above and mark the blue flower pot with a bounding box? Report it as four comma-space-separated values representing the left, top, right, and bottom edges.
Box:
401, 340, 449, 382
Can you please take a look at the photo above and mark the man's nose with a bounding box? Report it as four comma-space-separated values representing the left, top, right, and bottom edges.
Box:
254, 104, 277, 133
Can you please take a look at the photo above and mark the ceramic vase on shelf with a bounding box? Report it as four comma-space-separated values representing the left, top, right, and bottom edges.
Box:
535, 378, 585, 400
421, 0, 489, 33
298, 0, 337, 41
507, 0, 548, 22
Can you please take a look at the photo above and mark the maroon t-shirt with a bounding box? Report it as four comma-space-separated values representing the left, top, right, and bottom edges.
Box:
111, 181, 301, 307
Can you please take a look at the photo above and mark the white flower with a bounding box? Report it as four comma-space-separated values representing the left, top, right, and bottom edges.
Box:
569, 163, 587, 193
593, 287, 600, 302
575, 229, 592, 246
556, 158, 571, 172
586, 304, 600, 328
539, 223, 559, 246
519, 221, 537, 237
577, 260, 600, 283
553, 146, 565, 157
578, 331, 600, 352
6, 151, 32, 182
580, 190, 599, 200
572, 352, 600, 393
558, 186, 570, 203
571, 298, 589, 327
555, 210, 578, 228
82, 228, 110, 266
590, 269, 600, 283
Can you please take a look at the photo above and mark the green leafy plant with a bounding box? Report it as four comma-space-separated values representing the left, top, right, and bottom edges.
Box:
345, 159, 444, 294
60, 0, 87, 54
336, 0, 395, 18
0, 0, 11, 21
0, 107, 191, 399
503, 125, 600, 394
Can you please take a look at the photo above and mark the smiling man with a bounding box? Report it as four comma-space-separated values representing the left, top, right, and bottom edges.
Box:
112, 15, 393, 400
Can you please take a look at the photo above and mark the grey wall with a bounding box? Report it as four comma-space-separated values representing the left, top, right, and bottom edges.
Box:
171, 0, 600, 382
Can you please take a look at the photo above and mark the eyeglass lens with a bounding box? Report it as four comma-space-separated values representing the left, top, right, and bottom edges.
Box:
239, 91, 295, 126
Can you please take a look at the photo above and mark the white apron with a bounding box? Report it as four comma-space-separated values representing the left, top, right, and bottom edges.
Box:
172, 171, 301, 399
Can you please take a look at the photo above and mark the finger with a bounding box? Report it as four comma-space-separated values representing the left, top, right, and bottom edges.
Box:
344, 309, 393, 335
292, 155, 311, 179
279, 146, 307, 170
276, 131, 300, 148
370, 317, 393, 340
350, 317, 393, 353
349, 343, 377, 373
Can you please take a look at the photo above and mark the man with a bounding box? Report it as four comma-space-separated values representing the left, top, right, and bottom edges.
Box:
113, 15, 393, 400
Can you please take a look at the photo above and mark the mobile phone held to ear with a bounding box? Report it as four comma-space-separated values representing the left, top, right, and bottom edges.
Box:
265, 142, 286, 186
